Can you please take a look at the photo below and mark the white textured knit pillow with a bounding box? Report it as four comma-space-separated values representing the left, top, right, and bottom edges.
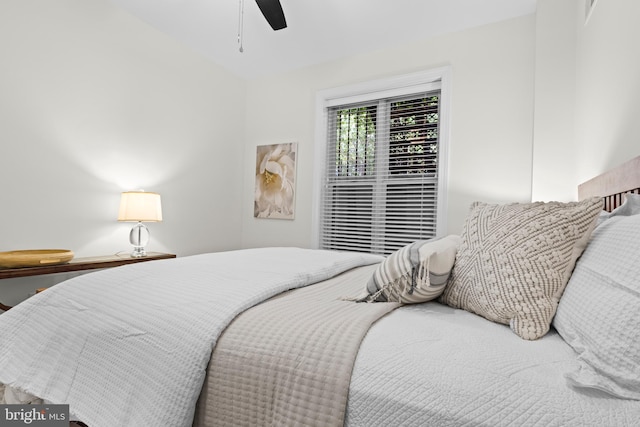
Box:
440, 198, 602, 340
350, 235, 461, 303
553, 213, 640, 400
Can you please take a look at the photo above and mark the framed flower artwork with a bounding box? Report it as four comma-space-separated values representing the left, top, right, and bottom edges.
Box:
254, 142, 297, 219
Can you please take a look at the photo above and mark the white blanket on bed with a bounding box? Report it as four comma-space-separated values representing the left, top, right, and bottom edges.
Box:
0, 248, 381, 427
346, 303, 640, 427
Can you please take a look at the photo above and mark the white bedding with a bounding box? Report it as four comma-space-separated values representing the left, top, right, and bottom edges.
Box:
2, 247, 638, 427
346, 303, 640, 426
0, 248, 381, 427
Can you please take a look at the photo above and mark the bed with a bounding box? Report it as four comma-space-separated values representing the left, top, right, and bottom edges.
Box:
1, 156, 639, 427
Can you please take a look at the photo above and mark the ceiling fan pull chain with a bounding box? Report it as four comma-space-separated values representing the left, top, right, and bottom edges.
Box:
237, 0, 245, 53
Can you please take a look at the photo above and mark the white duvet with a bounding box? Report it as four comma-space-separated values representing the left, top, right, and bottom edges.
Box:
2, 247, 638, 427
346, 303, 640, 427
0, 248, 381, 427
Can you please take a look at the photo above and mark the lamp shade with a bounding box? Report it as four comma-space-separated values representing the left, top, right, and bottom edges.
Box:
118, 191, 163, 222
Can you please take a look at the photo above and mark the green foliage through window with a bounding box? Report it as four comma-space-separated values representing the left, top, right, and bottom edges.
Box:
333, 94, 439, 178
334, 105, 376, 177
389, 95, 439, 176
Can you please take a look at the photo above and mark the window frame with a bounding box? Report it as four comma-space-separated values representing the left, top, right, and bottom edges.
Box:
312, 67, 452, 250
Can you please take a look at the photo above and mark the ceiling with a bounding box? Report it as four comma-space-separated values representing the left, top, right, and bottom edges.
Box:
107, 0, 538, 79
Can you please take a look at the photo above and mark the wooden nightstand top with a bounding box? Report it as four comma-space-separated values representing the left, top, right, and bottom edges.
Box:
0, 252, 176, 280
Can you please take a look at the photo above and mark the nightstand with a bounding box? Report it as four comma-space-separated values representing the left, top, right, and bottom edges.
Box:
0, 252, 176, 311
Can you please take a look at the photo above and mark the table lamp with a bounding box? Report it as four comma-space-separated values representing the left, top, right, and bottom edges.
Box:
118, 191, 163, 258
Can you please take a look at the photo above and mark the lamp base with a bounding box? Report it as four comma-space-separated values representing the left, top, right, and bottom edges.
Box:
129, 222, 150, 258
130, 246, 147, 258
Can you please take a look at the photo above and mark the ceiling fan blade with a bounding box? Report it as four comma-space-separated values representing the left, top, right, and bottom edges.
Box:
255, 0, 287, 30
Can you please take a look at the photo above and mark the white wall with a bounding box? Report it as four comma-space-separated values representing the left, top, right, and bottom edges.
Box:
4, 1, 638, 305
531, 0, 578, 201
241, 15, 536, 249
240, 0, 640, 251
573, 0, 640, 182
0, 0, 245, 304
532, 0, 640, 199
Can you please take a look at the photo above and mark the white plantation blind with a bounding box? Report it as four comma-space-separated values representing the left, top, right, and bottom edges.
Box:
319, 90, 441, 255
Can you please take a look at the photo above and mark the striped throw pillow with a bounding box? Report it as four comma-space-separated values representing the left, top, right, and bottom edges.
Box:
349, 235, 461, 303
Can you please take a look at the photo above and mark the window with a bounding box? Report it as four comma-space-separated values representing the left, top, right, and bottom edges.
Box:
313, 69, 450, 255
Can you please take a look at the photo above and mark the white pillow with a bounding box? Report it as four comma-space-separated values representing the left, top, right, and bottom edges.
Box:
553, 213, 640, 400
596, 193, 640, 226
349, 235, 461, 303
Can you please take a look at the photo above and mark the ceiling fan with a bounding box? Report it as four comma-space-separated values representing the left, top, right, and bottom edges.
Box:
238, 0, 287, 52
255, 0, 287, 31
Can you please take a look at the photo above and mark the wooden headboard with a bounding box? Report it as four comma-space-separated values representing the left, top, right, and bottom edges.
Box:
578, 155, 640, 211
